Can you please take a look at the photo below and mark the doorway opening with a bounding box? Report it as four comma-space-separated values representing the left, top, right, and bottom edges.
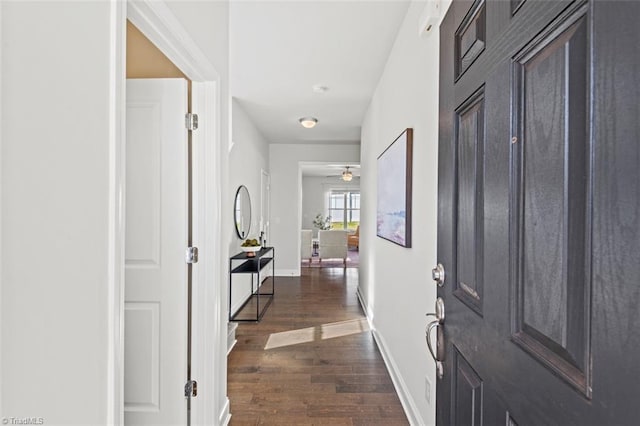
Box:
113, 3, 226, 425
124, 19, 193, 426
300, 162, 361, 269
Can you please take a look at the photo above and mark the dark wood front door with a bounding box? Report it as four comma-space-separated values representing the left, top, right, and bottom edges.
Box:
436, 0, 640, 424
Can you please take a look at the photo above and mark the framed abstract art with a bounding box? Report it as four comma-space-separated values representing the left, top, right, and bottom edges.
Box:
376, 128, 413, 247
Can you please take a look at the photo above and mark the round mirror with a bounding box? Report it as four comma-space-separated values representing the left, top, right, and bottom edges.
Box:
234, 185, 252, 239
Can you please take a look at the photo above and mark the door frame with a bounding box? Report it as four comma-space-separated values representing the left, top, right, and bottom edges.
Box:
108, 1, 227, 425
0, 3, 3, 419
260, 169, 270, 244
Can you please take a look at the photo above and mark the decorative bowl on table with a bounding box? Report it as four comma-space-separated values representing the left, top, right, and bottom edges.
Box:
241, 245, 261, 254
241, 239, 262, 257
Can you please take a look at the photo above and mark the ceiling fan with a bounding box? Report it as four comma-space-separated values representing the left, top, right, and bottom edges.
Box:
324, 166, 356, 181
341, 167, 353, 182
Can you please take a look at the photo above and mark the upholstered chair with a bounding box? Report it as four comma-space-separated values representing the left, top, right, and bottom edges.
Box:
347, 225, 360, 249
318, 230, 348, 267
301, 229, 313, 265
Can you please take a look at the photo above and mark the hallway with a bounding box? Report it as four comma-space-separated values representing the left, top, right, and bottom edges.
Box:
227, 268, 409, 425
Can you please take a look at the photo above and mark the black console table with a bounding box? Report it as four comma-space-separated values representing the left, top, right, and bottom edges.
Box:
229, 247, 275, 322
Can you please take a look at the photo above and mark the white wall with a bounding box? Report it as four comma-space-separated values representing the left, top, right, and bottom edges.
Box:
359, 1, 451, 424
269, 144, 360, 275
1, 1, 231, 424
1, 2, 113, 423
302, 176, 361, 237
229, 99, 270, 315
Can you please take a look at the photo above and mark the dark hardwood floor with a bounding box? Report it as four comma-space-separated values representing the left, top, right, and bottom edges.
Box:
227, 267, 409, 425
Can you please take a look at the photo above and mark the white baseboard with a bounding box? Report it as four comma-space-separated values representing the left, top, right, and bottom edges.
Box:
230, 278, 272, 316
356, 287, 372, 324
356, 287, 375, 332
227, 322, 238, 355
227, 339, 237, 355
230, 290, 251, 317
371, 330, 424, 426
274, 268, 299, 277
219, 397, 231, 426
356, 288, 423, 426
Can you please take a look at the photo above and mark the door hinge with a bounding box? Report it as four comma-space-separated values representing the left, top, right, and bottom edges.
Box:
184, 380, 198, 398
185, 113, 199, 131
186, 247, 199, 264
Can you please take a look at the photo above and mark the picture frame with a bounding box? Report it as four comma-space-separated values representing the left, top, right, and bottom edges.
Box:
376, 128, 413, 247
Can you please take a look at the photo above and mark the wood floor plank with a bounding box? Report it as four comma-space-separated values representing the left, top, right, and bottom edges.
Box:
254, 416, 354, 426
352, 419, 410, 426
227, 267, 409, 425
336, 384, 397, 394
306, 404, 386, 418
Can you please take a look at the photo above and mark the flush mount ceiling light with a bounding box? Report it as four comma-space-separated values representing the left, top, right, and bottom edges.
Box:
299, 117, 318, 129
312, 85, 329, 94
342, 167, 353, 182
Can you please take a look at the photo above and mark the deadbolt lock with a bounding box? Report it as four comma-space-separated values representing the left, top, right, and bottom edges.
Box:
431, 263, 445, 287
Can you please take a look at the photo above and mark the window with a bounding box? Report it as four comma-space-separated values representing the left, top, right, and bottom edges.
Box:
328, 191, 360, 230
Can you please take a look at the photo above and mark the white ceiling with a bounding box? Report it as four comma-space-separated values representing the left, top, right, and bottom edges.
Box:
230, 0, 411, 145
301, 163, 361, 177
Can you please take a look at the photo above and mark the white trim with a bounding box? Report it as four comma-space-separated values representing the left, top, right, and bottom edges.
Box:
275, 269, 300, 277
371, 330, 423, 426
260, 169, 270, 242
227, 339, 237, 356
227, 322, 238, 355
114, 3, 225, 426
228, 96, 235, 153
0, 2, 4, 417
218, 398, 231, 426
108, 1, 127, 425
356, 287, 373, 327
127, 0, 219, 81
191, 80, 223, 426
296, 163, 304, 272
230, 293, 251, 322
418, 0, 442, 35
206, 78, 231, 426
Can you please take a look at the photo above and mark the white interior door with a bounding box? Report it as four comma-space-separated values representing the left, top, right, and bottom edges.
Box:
260, 169, 270, 245
124, 78, 188, 425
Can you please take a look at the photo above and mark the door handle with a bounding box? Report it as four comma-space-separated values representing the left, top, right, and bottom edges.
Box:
425, 320, 444, 379
425, 297, 445, 379
426, 321, 443, 361
426, 297, 445, 323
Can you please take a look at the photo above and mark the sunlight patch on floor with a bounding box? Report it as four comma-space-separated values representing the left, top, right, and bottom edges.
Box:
264, 318, 370, 350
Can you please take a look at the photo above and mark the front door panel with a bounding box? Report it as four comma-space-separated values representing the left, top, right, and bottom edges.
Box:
437, 0, 640, 424
455, 87, 485, 315
511, 7, 591, 395
452, 346, 483, 426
